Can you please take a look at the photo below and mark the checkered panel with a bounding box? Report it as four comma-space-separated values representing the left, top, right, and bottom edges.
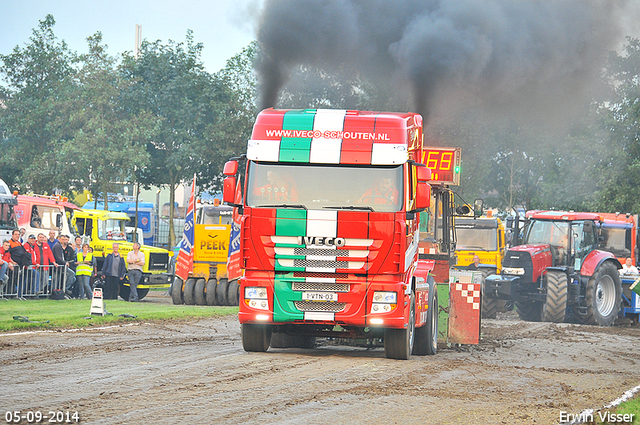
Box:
455, 282, 481, 310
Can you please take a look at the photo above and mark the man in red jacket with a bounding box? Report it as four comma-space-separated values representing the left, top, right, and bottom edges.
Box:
23, 234, 39, 294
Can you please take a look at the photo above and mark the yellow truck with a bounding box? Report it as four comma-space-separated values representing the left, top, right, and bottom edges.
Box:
454, 216, 507, 318
73, 209, 174, 300
171, 202, 239, 306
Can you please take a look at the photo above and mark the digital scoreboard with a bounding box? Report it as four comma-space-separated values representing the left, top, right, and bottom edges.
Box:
421, 147, 461, 185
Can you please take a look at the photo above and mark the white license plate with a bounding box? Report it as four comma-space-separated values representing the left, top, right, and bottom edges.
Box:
301, 292, 338, 302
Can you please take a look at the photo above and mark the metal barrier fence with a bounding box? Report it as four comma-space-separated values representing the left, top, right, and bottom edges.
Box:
0, 264, 70, 300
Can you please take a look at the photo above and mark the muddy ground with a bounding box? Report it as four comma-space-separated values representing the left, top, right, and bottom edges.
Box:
2, 292, 639, 425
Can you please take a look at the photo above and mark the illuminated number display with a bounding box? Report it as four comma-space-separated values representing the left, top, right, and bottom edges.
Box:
421, 147, 461, 185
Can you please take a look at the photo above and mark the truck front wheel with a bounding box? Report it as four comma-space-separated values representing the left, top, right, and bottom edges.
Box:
384, 291, 415, 360
581, 262, 622, 326
543, 271, 568, 323
413, 280, 438, 356
242, 324, 272, 352
481, 270, 499, 319
171, 277, 184, 305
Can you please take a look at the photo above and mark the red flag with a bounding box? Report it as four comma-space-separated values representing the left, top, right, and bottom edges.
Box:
227, 177, 243, 281
175, 175, 196, 282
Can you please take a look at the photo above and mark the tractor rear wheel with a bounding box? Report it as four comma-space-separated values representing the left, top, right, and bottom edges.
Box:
543, 271, 568, 323
194, 278, 207, 306
384, 291, 415, 360
216, 278, 229, 306
515, 301, 543, 322
413, 279, 438, 356
581, 262, 622, 326
205, 279, 218, 306
241, 324, 272, 352
183, 278, 196, 305
171, 277, 184, 305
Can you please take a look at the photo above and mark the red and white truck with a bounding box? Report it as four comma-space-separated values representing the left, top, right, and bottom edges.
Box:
222, 108, 442, 359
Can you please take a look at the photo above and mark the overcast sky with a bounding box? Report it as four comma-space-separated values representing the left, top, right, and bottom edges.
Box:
0, 0, 262, 73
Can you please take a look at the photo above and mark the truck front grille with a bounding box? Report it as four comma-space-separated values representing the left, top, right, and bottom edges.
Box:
148, 252, 169, 271
291, 282, 350, 292
294, 301, 346, 312
294, 259, 348, 269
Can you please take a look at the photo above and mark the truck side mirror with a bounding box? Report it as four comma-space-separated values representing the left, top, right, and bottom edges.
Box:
56, 214, 63, 229
416, 165, 431, 182
223, 177, 237, 205
583, 221, 593, 233
414, 182, 431, 210
474, 199, 484, 217
223, 160, 238, 176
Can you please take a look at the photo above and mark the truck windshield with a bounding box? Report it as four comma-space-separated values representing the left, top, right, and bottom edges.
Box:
456, 228, 497, 251
246, 162, 403, 212
199, 206, 233, 225
98, 219, 127, 240
524, 220, 569, 247
0, 203, 17, 230
600, 225, 631, 258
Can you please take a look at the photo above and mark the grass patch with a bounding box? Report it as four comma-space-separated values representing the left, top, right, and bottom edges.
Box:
589, 393, 639, 424
0, 298, 238, 332
607, 396, 640, 424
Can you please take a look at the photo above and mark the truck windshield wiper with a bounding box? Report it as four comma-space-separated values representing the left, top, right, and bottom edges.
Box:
460, 245, 487, 250
322, 206, 375, 211
259, 204, 308, 210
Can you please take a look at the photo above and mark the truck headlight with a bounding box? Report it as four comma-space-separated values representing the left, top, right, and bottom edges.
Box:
373, 291, 397, 303
245, 287, 268, 299
503, 267, 525, 275
370, 291, 397, 314
245, 287, 269, 310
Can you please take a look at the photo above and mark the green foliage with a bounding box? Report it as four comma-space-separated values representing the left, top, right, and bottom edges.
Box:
56, 32, 151, 202
0, 14, 77, 193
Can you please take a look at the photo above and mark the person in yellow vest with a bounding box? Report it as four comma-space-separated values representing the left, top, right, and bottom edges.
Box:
75, 243, 96, 299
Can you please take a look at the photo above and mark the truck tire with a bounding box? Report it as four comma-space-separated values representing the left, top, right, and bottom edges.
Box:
183, 278, 196, 305
413, 279, 438, 356
137, 288, 149, 300
270, 332, 316, 349
515, 301, 543, 322
194, 278, 207, 306
216, 278, 229, 306
227, 280, 240, 306
581, 262, 622, 326
171, 277, 184, 305
119, 284, 130, 301
241, 323, 272, 352
480, 269, 499, 319
384, 291, 415, 360
542, 270, 568, 323
205, 279, 218, 306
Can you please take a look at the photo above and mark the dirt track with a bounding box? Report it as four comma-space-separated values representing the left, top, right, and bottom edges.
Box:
2, 293, 639, 425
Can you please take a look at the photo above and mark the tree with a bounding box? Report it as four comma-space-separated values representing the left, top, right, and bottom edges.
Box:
57, 33, 151, 207
0, 14, 76, 193
120, 31, 218, 247
595, 38, 640, 213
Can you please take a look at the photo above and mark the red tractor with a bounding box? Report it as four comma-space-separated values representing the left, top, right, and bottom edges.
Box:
485, 211, 622, 325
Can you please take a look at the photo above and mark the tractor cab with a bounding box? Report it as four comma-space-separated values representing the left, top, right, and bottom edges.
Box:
522, 215, 598, 269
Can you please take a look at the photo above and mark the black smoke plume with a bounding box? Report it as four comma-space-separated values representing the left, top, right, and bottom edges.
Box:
256, 0, 628, 123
